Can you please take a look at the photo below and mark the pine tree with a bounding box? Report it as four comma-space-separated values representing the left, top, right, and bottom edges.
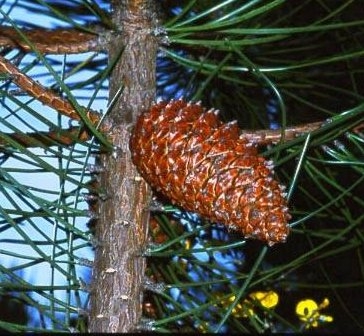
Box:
0, 1, 363, 333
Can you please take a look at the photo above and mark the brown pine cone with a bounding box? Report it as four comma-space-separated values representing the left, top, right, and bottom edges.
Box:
130, 99, 290, 245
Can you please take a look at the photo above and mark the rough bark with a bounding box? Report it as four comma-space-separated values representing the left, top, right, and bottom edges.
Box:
88, 0, 158, 332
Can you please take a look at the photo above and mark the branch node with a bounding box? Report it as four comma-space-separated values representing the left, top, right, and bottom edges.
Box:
118, 294, 130, 301
78, 277, 91, 292
148, 197, 166, 212
133, 175, 144, 182
87, 164, 105, 174
134, 318, 156, 332
104, 267, 117, 274
84, 210, 98, 220
113, 219, 132, 227
142, 242, 164, 256
111, 145, 124, 159
152, 26, 169, 45
78, 308, 89, 318
88, 235, 103, 248
82, 192, 108, 202
78, 258, 94, 268
143, 276, 166, 294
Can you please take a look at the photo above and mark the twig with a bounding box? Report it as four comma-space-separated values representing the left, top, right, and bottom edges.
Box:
240, 121, 324, 144
0, 55, 104, 127
0, 127, 90, 149
0, 27, 103, 54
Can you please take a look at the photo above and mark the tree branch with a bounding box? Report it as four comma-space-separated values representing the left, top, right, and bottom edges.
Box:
0, 55, 108, 130
0, 127, 90, 149
240, 121, 324, 144
88, 0, 158, 332
0, 26, 104, 54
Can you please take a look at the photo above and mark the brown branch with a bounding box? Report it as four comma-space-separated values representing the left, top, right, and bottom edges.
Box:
0, 127, 91, 149
0, 55, 108, 130
88, 0, 157, 331
0, 26, 104, 54
240, 121, 324, 144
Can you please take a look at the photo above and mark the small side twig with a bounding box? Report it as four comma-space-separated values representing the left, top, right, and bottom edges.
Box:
0, 127, 90, 150
0, 27, 104, 54
240, 121, 324, 145
0, 55, 105, 128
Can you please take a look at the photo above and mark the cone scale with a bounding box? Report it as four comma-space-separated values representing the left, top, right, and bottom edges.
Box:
130, 99, 290, 245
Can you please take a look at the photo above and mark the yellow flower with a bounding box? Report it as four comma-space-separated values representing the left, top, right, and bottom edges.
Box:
295, 298, 333, 329
243, 291, 279, 317
217, 291, 279, 319
249, 291, 279, 309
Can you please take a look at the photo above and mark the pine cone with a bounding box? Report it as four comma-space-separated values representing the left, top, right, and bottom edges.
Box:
130, 99, 290, 245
